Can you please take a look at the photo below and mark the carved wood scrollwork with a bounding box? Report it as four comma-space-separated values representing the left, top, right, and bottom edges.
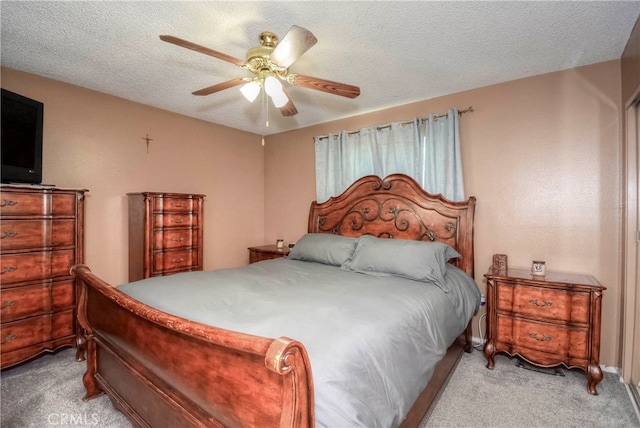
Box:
317, 197, 458, 242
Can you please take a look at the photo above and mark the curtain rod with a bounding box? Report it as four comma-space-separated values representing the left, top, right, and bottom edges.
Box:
316, 106, 474, 141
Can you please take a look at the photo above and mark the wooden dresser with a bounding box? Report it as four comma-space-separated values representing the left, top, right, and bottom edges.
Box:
128, 192, 205, 281
483, 267, 605, 394
248, 245, 290, 263
0, 185, 86, 369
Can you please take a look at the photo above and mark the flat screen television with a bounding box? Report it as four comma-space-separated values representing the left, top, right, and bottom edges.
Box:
1, 88, 44, 184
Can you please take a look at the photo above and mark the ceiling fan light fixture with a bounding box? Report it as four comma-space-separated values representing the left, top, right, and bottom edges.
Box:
264, 76, 283, 97
264, 75, 289, 107
240, 81, 261, 103
270, 90, 289, 108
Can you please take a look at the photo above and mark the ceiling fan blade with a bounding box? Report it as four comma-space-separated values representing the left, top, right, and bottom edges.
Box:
160, 35, 246, 67
278, 87, 298, 116
192, 78, 247, 96
270, 26, 317, 68
289, 74, 360, 99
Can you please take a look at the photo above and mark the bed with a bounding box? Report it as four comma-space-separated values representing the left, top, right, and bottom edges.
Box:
72, 173, 479, 428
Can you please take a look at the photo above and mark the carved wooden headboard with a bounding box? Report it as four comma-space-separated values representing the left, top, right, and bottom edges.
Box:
308, 174, 476, 278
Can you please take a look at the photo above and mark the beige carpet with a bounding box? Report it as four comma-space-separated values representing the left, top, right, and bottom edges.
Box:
422, 349, 640, 428
1, 347, 638, 427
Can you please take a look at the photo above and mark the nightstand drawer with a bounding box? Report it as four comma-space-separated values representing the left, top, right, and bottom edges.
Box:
497, 283, 589, 324
248, 245, 290, 264
250, 252, 283, 263
496, 315, 588, 359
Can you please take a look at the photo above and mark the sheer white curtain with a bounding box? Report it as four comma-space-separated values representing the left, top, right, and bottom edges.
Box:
314, 108, 464, 202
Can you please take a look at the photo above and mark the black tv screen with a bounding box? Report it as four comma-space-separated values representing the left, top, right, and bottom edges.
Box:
1, 89, 44, 184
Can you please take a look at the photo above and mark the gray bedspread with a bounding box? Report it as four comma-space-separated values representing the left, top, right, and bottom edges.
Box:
118, 258, 480, 428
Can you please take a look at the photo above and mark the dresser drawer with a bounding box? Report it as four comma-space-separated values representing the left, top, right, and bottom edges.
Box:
154, 213, 198, 228
153, 249, 195, 272
0, 220, 48, 250
1, 284, 50, 322
50, 193, 78, 216
0, 250, 75, 285
0, 191, 47, 216
50, 309, 74, 338
0, 219, 75, 251
154, 229, 195, 249
0, 310, 74, 352
497, 283, 589, 324
496, 315, 588, 359
1, 281, 75, 322
0, 315, 51, 352
51, 279, 75, 309
51, 220, 76, 247
154, 197, 195, 212
0, 191, 77, 216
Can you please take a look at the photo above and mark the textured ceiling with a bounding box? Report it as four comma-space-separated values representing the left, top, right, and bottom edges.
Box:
1, 1, 639, 136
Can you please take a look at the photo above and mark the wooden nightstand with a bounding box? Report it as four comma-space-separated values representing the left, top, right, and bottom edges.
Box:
483, 267, 606, 394
248, 245, 290, 264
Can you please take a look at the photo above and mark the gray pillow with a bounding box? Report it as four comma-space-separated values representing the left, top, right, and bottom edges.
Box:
341, 235, 461, 290
287, 233, 358, 266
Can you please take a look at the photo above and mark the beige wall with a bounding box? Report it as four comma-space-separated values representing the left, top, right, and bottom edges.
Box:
1, 67, 266, 285
264, 60, 623, 367
1, 59, 625, 367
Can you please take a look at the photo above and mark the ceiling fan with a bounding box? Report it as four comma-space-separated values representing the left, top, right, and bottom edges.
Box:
159, 26, 360, 118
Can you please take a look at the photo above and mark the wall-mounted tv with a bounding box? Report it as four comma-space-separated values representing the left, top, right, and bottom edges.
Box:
1, 88, 44, 184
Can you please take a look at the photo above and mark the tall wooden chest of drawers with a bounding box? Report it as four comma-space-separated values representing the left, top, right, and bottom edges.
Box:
128, 192, 205, 281
483, 267, 605, 394
0, 185, 86, 368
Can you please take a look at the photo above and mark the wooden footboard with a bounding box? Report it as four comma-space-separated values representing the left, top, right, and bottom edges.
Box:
72, 264, 314, 428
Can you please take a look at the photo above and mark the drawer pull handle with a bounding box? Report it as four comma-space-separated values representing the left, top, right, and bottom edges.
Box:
171, 257, 185, 263
529, 333, 551, 341
170, 218, 186, 224
1, 231, 18, 239
171, 202, 185, 208
0, 199, 17, 208
171, 237, 185, 242
1, 334, 18, 344
1, 300, 16, 309
529, 299, 552, 307
0, 266, 17, 274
